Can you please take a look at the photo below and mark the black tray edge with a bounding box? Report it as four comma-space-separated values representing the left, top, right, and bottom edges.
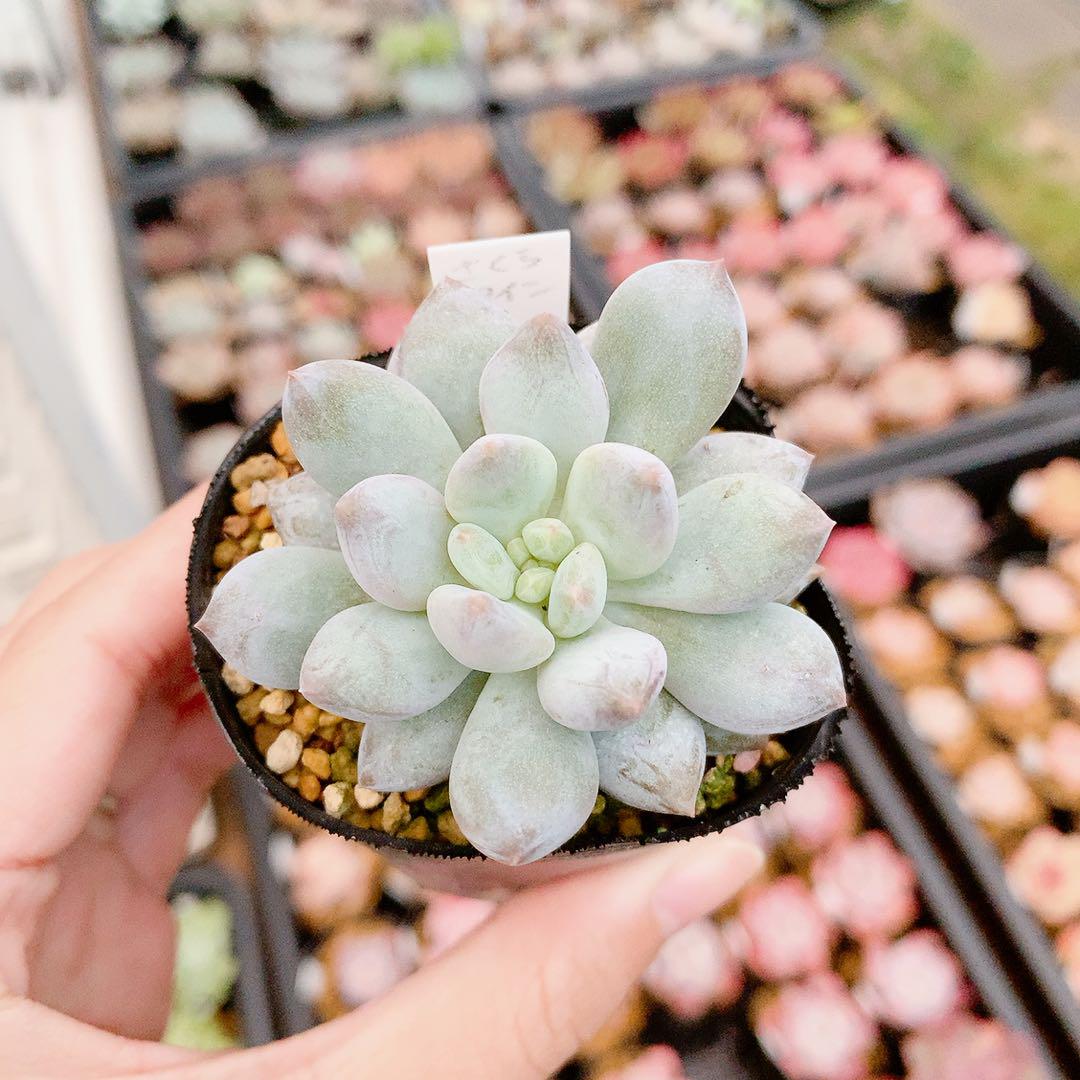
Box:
229, 767, 319, 1037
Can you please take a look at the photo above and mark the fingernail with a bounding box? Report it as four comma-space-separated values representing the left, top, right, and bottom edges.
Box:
651, 836, 764, 936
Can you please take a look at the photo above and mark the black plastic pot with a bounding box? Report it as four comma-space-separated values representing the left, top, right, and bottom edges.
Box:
187, 370, 849, 894
490, 61, 1080, 514
169, 862, 276, 1047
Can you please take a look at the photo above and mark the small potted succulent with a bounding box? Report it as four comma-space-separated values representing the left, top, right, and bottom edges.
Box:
189, 258, 849, 891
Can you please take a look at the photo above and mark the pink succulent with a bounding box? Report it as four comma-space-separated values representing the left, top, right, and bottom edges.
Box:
812, 831, 918, 940
643, 919, 745, 1020
949, 345, 1028, 408
754, 108, 814, 156
749, 320, 832, 401
902, 1016, 1047, 1080
870, 479, 990, 573
963, 645, 1048, 712
733, 277, 788, 335
738, 876, 835, 980
859, 929, 967, 1030
1006, 826, 1080, 926
755, 974, 877, 1080
819, 526, 913, 610
773, 384, 876, 456
946, 232, 1027, 287
767, 152, 834, 215
606, 240, 669, 285
777, 762, 862, 853
362, 301, 416, 355
820, 133, 890, 189
784, 205, 850, 267
821, 301, 908, 380
878, 157, 948, 217
718, 218, 787, 275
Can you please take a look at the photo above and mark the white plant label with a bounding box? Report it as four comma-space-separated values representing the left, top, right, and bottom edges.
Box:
427, 230, 571, 325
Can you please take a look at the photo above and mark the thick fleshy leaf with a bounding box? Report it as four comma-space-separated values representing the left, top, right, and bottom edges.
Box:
195, 548, 367, 690
300, 604, 469, 722
521, 518, 575, 563
537, 617, 666, 730
605, 601, 846, 735
515, 566, 554, 604
443, 434, 557, 543
608, 474, 834, 613
356, 672, 488, 791
594, 692, 706, 815
388, 280, 517, 447
546, 542, 608, 639
336, 474, 460, 611
282, 360, 461, 496
449, 671, 599, 864
560, 443, 678, 580
590, 261, 747, 465
479, 314, 609, 490
701, 722, 767, 756
447, 523, 519, 600
427, 584, 555, 672
671, 432, 813, 495
266, 472, 339, 548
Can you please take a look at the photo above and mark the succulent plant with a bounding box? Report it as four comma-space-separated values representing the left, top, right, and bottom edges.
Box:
196, 260, 843, 865
262, 35, 352, 119
97, 0, 169, 40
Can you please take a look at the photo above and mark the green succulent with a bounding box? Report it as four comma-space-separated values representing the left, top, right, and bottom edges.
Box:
197, 260, 843, 866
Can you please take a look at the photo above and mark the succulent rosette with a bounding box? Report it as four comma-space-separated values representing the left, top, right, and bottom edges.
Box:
194, 259, 844, 865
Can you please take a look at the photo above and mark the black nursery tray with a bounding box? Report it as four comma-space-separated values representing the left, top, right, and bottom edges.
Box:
232, 705, 1065, 1077
827, 433, 1080, 1075
169, 861, 277, 1047
469, 0, 821, 116
76, 0, 485, 203
678, 709, 1066, 1079
490, 60, 1080, 513
108, 117, 586, 503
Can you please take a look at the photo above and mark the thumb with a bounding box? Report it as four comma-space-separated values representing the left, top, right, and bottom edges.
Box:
192, 831, 763, 1080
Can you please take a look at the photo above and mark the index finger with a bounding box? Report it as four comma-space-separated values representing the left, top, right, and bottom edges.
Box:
0, 487, 207, 866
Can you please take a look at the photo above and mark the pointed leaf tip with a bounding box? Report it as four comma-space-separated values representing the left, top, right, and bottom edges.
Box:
671, 431, 813, 495
266, 472, 339, 549
389, 280, 517, 447
282, 359, 461, 497
608, 473, 833, 613
356, 671, 487, 792
479, 315, 608, 490
605, 601, 845, 735
590, 260, 747, 465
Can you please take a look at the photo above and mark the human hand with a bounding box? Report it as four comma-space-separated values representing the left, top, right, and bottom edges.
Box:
0, 492, 762, 1079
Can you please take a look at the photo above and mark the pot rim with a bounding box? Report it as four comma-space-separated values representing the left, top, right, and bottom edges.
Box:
186, 363, 849, 863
